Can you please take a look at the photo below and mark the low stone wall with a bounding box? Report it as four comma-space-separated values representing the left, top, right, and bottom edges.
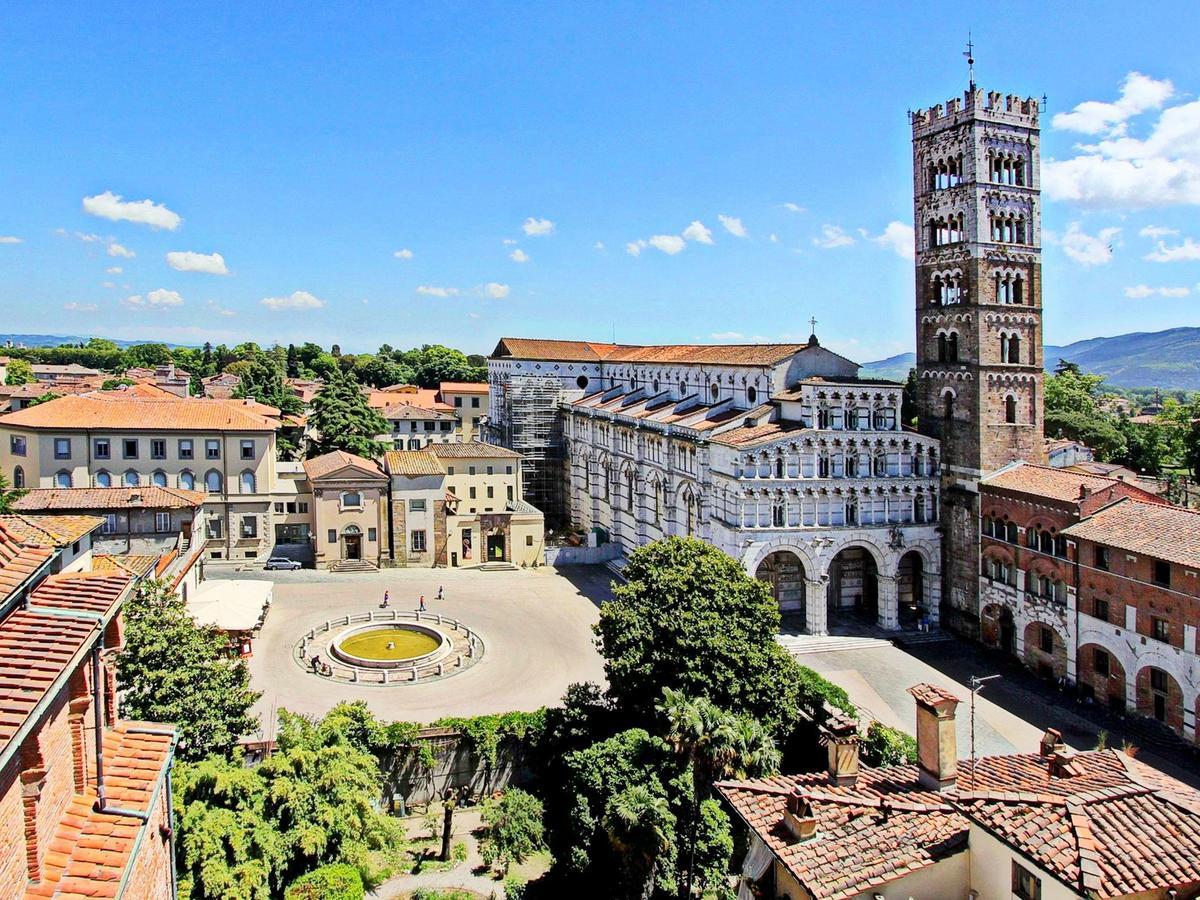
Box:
545, 543, 621, 567
380, 727, 533, 811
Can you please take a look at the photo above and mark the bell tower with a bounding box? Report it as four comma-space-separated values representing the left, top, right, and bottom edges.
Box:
911, 80, 1046, 635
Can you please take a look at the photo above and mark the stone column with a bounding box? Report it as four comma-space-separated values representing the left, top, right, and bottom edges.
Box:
923, 572, 941, 626
877, 573, 900, 631
804, 578, 828, 637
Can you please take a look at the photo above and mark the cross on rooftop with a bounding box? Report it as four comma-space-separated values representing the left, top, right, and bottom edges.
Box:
809, 316, 818, 333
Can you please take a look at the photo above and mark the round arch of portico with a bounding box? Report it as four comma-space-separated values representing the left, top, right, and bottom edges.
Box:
1077, 619, 1138, 681
741, 539, 821, 582
895, 540, 941, 578
815, 536, 892, 578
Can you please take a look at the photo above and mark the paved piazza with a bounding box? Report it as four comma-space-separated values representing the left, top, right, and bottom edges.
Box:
217, 566, 611, 740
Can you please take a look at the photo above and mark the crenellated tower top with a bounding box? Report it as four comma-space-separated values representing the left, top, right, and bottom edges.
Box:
911, 90, 1040, 135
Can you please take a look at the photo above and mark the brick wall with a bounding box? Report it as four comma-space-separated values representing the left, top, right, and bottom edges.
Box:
0, 757, 25, 896
1135, 666, 1185, 733
1076, 643, 1126, 710
33, 692, 75, 880
1023, 621, 1067, 680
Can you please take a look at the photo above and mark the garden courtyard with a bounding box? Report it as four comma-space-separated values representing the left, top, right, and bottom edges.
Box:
222, 566, 612, 741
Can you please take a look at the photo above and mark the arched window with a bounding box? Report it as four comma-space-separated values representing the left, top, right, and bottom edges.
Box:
12, 467, 23, 489
95, 470, 111, 488
937, 333, 947, 362
124, 469, 140, 487
931, 275, 943, 306
948, 332, 959, 363
943, 393, 954, 420
180, 470, 195, 490
1006, 521, 1019, 544
152, 470, 168, 487
1012, 275, 1024, 305
1005, 395, 1017, 424
747, 386, 757, 405
1008, 334, 1021, 364
240, 470, 257, 494
576, 375, 589, 390
679, 380, 687, 396
55, 469, 72, 488
709, 383, 720, 402
204, 469, 222, 492
626, 471, 634, 512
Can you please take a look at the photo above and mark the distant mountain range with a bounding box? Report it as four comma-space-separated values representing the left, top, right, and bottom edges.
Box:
859, 326, 1200, 391
0, 333, 190, 350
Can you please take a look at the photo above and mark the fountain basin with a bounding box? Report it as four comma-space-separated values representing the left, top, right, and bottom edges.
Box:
330, 622, 451, 670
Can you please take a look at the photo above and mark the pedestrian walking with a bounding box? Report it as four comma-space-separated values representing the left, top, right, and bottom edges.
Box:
436, 585, 444, 601
382, 590, 390, 608
419, 594, 426, 611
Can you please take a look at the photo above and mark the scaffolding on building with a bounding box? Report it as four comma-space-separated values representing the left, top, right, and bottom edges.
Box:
497, 375, 567, 519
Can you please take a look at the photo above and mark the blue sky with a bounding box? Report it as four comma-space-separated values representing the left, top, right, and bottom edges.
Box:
2, 2, 1199, 361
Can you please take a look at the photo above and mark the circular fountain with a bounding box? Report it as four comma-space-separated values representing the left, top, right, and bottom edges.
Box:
330, 622, 451, 670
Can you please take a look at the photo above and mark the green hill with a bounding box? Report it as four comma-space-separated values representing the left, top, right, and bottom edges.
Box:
860, 326, 1200, 391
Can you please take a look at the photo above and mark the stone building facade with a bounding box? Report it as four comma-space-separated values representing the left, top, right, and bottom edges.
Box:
912, 87, 1048, 637
560, 337, 942, 634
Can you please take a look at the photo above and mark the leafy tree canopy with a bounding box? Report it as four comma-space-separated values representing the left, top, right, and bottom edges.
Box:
306, 372, 388, 459
4, 358, 34, 385
479, 788, 546, 875
116, 578, 260, 760
595, 537, 804, 736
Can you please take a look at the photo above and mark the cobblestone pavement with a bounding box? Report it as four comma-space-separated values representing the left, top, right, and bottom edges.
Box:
218, 566, 611, 740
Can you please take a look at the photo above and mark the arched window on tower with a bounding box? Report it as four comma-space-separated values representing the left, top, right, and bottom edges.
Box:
948, 332, 959, 363
931, 275, 943, 306
943, 393, 954, 421
937, 334, 947, 363
1005, 395, 1017, 424
1008, 334, 1021, 364
1013, 274, 1024, 305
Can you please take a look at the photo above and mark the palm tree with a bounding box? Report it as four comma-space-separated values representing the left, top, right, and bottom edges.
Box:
603, 784, 675, 900
660, 687, 780, 897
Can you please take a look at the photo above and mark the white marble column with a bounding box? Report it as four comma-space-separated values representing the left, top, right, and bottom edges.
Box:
877, 573, 900, 631
805, 578, 828, 637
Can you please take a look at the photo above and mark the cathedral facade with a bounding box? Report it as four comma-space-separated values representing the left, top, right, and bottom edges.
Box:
912, 88, 1047, 637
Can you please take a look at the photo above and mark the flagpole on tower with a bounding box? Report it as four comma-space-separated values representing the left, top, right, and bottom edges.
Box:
964, 33, 976, 91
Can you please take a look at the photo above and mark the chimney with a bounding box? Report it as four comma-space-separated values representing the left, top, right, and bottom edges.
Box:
907, 684, 960, 791
783, 792, 818, 842
1078, 483, 1090, 500
1039, 728, 1065, 757
823, 708, 860, 787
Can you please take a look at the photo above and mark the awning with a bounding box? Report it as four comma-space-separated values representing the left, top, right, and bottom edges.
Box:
187, 579, 273, 632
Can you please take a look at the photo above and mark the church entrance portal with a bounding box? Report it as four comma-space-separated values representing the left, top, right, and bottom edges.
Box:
755, 551, 807, 627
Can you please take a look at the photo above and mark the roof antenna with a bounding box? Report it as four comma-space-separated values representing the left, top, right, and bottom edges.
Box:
963, 33, 976, 91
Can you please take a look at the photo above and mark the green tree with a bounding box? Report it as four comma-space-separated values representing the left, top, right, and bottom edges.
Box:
479, 788, 546, 876
5, 358, 34, 385
1043, 363, 1128, 460
1116, 417, 1176, 475
595, 537, 803, 736
101, 377, 136, 391
603, 784, 676, 900
116, 579, 259, 760
1184, 419, 1200, 480
286, 344, 301, 379
126, 342, 173, 367
284, 864, 364, 900
234, 355, 304, 416
0, 471, 24, 514
306, 372, 388, 459
901, 367, 919, 427
411, 345, 481, 387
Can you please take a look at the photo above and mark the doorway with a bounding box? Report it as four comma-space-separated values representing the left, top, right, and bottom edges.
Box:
486, 533, 506, 561
343, 526, 362, 561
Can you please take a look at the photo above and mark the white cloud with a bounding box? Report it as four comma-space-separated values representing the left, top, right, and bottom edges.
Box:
1058, 222, 1120, 265
1139, 225, 1179, 239
1144, 237, 1200, 262
1124, 284, 1191, 298
594, 241, 605, 251
393, 248, 414, 260
812, 224, 855, 248
510, 248, 530, 263
711, 331, 746, 340
483, 282, 510, 299
626, 241, 644, 256
106, 266, 122, 274
124, 288, 183, 309
107, 242, 135, 259
1045, 74, 1200, 208
718, 214, 747, 238
415, 285, 460, 298
260, 290, 326, 311
205, 300, 237, 317
102, 281, 115, 289
682, 220, 713, 244
782, 202, 806, 213
648, 234, 686, 255
166, 250, 228, 275
82, 190, 182, 230
502, 238, 518, 246
866, 221, 915, 259
64, 302, 98, 312
769, 233, 779, 243
1052, 72, 1174, 136
0, 236, 22, 244
522, 217, 555, 236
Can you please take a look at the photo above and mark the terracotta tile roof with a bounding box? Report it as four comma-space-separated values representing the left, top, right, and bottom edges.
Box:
13, 486, 207, 512
101, 381, 180, 399
380, 402, 458, 421
302, 449, 385, 481
1062, 497, 1200, 568
0, 519, 56, 602
491, 337, 621, 361
439, 381, 489, 393
31, 364, 102, 377
427, 442, 523, 459
92, 554, 160, 578
219, 397, 281, 417
383, 450, 446, 476
27, 722, 174, 900
28, 571, 132, 615
6, 379, 105, 399
0, 394, 278, 432
0, 514, 104, 547
908, 682, 961, 708
367, 386, 453, 412
720, 749, 1200, 900
981, 461, 1165, 506
718, 766, 965, 900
